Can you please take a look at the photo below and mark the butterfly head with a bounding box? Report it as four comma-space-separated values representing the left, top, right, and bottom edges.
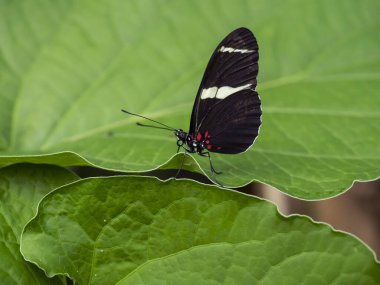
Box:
175, 129, 188, 142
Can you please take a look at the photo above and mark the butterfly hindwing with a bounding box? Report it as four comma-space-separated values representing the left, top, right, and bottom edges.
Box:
196, 89, 261, 154
189, 27, 259, 135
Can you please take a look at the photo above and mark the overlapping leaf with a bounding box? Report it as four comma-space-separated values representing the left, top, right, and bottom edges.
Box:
21, 176, 380, 285
1, 0, 379, 198
0, 164, 78, 284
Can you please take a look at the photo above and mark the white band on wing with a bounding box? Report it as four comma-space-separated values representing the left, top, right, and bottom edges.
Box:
219, 46, 255, 54
200, 83, 252, 100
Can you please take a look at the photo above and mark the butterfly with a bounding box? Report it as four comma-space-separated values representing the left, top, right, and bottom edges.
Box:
122, 27, 261, 179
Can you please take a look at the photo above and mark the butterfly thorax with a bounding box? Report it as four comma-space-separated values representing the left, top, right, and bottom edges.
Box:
175, 129, 211, 154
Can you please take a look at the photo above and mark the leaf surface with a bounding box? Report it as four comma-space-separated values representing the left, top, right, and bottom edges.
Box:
0, 164, 78, 284
21, 176, 380, 285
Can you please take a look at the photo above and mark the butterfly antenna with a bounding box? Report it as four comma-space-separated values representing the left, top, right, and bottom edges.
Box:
136, 122, 175, 131
121, 109, 176, 131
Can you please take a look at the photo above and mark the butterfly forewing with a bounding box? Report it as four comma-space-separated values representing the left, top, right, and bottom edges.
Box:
196, 89, 261, 153
189, 27, 261, 154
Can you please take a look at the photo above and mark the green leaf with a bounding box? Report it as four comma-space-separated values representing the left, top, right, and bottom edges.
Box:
21, 177, 380, 285
0, 164, 78, 284
1, 0, 380, 198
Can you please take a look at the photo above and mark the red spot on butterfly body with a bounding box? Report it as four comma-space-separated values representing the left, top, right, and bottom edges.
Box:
207, 145, 212, 150
205, 131, 209, 138
205, 140, 210, 144
196, 133, 202, 141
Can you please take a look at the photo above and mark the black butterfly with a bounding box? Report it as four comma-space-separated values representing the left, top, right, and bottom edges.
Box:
122, 27, 261, 178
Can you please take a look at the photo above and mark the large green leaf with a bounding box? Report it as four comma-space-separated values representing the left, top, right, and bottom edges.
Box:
1, 0, 379, 198
21, 176, 379, 285
0, 164, 78, 284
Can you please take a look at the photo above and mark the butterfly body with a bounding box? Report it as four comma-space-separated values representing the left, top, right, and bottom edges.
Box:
186, 27, 261, 155
175, 130, 212, 154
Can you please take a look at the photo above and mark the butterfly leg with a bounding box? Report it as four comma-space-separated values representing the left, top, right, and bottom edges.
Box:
200, 151, 222, 175
175, 149, 188, 178
199, 152, 224, 187
176, 140, 183, 153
